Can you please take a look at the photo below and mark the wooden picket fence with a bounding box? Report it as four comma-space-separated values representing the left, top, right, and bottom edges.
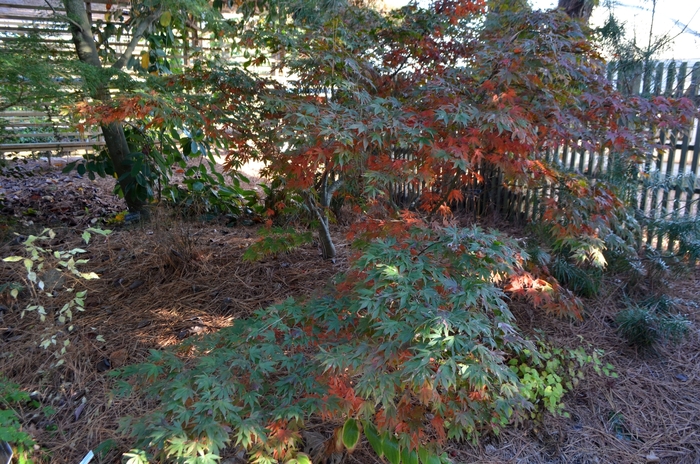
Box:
391, 61, 700, 252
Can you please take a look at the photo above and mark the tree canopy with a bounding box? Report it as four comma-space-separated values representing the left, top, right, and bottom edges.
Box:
64, 0, 696, 257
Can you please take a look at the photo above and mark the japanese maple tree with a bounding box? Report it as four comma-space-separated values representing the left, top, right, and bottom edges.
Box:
245, 0, 695, 257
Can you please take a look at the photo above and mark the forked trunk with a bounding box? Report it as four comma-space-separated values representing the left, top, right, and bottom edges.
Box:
304, 173, 343, 260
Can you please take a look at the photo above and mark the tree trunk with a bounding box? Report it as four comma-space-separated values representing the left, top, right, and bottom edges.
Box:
303, 173, 343, 260
304, 194, 337, 260
557, 0, 593, 22
316, 212, 337, 260
62, 0, 147, 214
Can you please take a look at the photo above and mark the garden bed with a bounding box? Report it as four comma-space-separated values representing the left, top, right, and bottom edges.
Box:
1, 160, 699, 464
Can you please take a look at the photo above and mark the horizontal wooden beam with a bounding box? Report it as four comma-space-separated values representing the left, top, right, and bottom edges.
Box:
0, 141, 105, 152
1, 111, 55, 117
3, 132, 101, 138
0, 14, 66, 21
0, 1, 110, 11
0, 3, 63, 11
3, 123, 69, 128
0, 25, 70, 33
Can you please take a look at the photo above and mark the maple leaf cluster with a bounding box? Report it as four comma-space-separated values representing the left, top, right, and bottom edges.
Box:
75, 3, 697, 244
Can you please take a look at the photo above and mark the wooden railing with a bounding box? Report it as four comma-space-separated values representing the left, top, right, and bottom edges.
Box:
0, 110, 105, 159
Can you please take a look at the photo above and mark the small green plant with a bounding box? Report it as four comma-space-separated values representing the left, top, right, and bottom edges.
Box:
616, 298, 691, 351
242, 227, 313, 262
0, 281, 23, 299
2, 227, 110, 364
510, 339, 616, 419
0, 376, 35, 463
551, 257, 602, 298
607, 411, 632, 441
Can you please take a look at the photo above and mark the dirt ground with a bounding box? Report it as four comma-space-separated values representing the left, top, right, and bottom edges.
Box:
1, 159, 699, 464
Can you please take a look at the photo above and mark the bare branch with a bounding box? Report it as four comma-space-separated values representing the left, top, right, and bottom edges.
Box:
0, 85, 26, 112
667, 5, 700, 43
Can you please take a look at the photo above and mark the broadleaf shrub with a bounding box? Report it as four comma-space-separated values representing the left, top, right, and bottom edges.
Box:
2, 228, 110, 365
117, 224, 544, 462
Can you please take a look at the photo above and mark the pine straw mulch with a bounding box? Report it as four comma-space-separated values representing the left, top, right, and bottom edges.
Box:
446, 269, 700, 464
0, 212, 348, 464
1, 160, 699, 464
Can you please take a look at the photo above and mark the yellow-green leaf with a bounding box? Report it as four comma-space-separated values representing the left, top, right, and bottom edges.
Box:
160, 11, 172, 27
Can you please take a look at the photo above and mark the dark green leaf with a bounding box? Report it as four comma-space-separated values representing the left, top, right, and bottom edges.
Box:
401, 447, 419, 464
363, 422, 383, 458
382, 434, 400, 464
342, 418, 360, 451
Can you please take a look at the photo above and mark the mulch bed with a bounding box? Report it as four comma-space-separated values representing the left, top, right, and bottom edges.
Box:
1, 159, 699, 464
1, 214, 347, 463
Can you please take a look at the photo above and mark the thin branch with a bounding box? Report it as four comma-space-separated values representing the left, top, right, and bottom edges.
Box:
0, 83, 29, 111
112, 7, 163, 70
668, 5, 700, 42
45, 0, 84, 32
641, 4, 700, 59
